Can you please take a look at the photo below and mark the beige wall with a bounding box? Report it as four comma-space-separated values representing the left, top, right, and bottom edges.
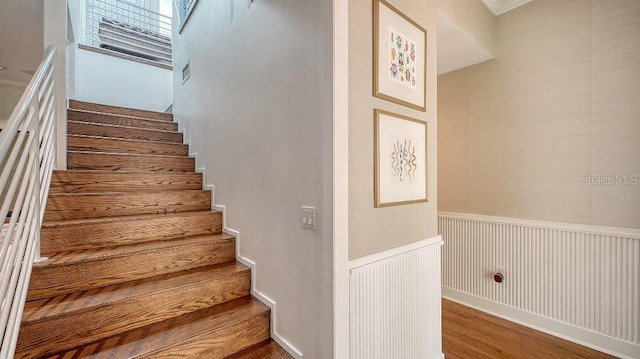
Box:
0, 82, 26, 128
438, 0, 640, 229
437, 0, 497, 55
349, 0, 439, 259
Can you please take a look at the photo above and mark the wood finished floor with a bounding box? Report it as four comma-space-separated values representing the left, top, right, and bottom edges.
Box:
443, 299, 618, 359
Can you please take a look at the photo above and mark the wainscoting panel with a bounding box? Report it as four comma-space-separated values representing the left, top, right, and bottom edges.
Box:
439, 212, 640, 358
350, 236, 444, 359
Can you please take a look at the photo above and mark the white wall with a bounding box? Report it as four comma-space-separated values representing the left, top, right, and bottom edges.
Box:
172, 1, 333, 358
0, 82, 26, 129
66, 0, 171, 112
73, 48, 172, 112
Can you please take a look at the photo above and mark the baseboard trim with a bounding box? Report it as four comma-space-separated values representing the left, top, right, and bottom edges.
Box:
183, 136, 304, 358
442, 287, 639, 359
214, 204, 304, 359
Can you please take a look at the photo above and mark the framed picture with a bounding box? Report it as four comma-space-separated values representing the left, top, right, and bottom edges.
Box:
373, 0, 427, 111
374, 109, 428, 207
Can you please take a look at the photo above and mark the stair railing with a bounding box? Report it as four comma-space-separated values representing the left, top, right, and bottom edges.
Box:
0, 45, 58, 358
81, 0, 173, 65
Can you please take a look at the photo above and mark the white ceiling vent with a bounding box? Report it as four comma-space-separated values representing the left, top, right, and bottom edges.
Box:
182, 61, 190, 84
480, 0, 534, 16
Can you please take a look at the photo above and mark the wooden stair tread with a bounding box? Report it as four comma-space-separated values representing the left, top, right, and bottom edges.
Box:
68, 134, 189, 156
18, 264, 253, 359
69, 99, 173, 122
42, 209, 221, 229
226, 340, 294, 359
38, 233, 234, 266
68, 120, 180, 135
49, 189, 209, 198
47, 188, 207, 197
24, 262, 248, 322
29, 234, 235, 300
44, 189, 211, 221
17, 101, 277, 358
68, 133, 187, 146
49, 170, 202, 193
40, 210, 222, 254
67, 151, 195, 172
68, 121, 183, 143
40, 297, 269, 359
68, 109, 178, 131
68, 150, 189, 159
51, 169, 200, 175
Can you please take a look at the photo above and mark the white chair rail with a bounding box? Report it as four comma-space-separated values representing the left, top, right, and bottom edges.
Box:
0, 45, 58, 358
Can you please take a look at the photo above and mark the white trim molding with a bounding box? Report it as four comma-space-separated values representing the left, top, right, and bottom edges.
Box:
177, 116, 304, 358
439, 211, 640, 239
349, 236, 444, 359
439, 212, 640, 359
332, 0, 350, 356
349, 235, 443, 270
213, 205, 304, 359
480, 0, 533, 16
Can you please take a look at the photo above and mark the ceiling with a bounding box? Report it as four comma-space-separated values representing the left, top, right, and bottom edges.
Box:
1, 0, 532, 83
436, 10, 494, 76
437, 0, 534, 75
480, 0, 534, 16
0, 0, 44, 85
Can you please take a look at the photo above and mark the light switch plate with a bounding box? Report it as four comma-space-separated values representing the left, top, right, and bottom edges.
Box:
301, 206, 316, 230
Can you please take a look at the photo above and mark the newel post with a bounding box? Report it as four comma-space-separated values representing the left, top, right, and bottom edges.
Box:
44, 0, 68, 170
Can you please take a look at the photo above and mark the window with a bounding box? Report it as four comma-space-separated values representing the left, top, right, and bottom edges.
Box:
176, 0, 198, 32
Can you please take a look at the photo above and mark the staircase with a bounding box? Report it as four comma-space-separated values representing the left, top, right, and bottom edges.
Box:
14, 100, 292, 359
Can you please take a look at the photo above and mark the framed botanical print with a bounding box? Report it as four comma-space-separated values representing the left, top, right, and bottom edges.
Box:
373, 0, 427, 111
374, 109, 428, 207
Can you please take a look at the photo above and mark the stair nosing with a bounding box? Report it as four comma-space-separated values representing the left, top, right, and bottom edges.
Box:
69, 100, 173, 121
67, 120, 181, 135
24, 262, 250, 324
67, 134, 188, 147
37, 233, 234, 267
53, 169, 201, 175
34, 297, 269, 359
22, 102, 271, 359
67, 150, 191, 159
47, 189, 209, 197
42, 210, 221, 228
68, 108, 177, 124
138, 304, 269, 358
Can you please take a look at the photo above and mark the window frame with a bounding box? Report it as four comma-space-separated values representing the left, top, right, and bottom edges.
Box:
176, 0, 199, 33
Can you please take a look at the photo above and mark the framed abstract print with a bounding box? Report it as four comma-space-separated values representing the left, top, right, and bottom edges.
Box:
373, 0, 427, 111
374, 109, 428, 207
